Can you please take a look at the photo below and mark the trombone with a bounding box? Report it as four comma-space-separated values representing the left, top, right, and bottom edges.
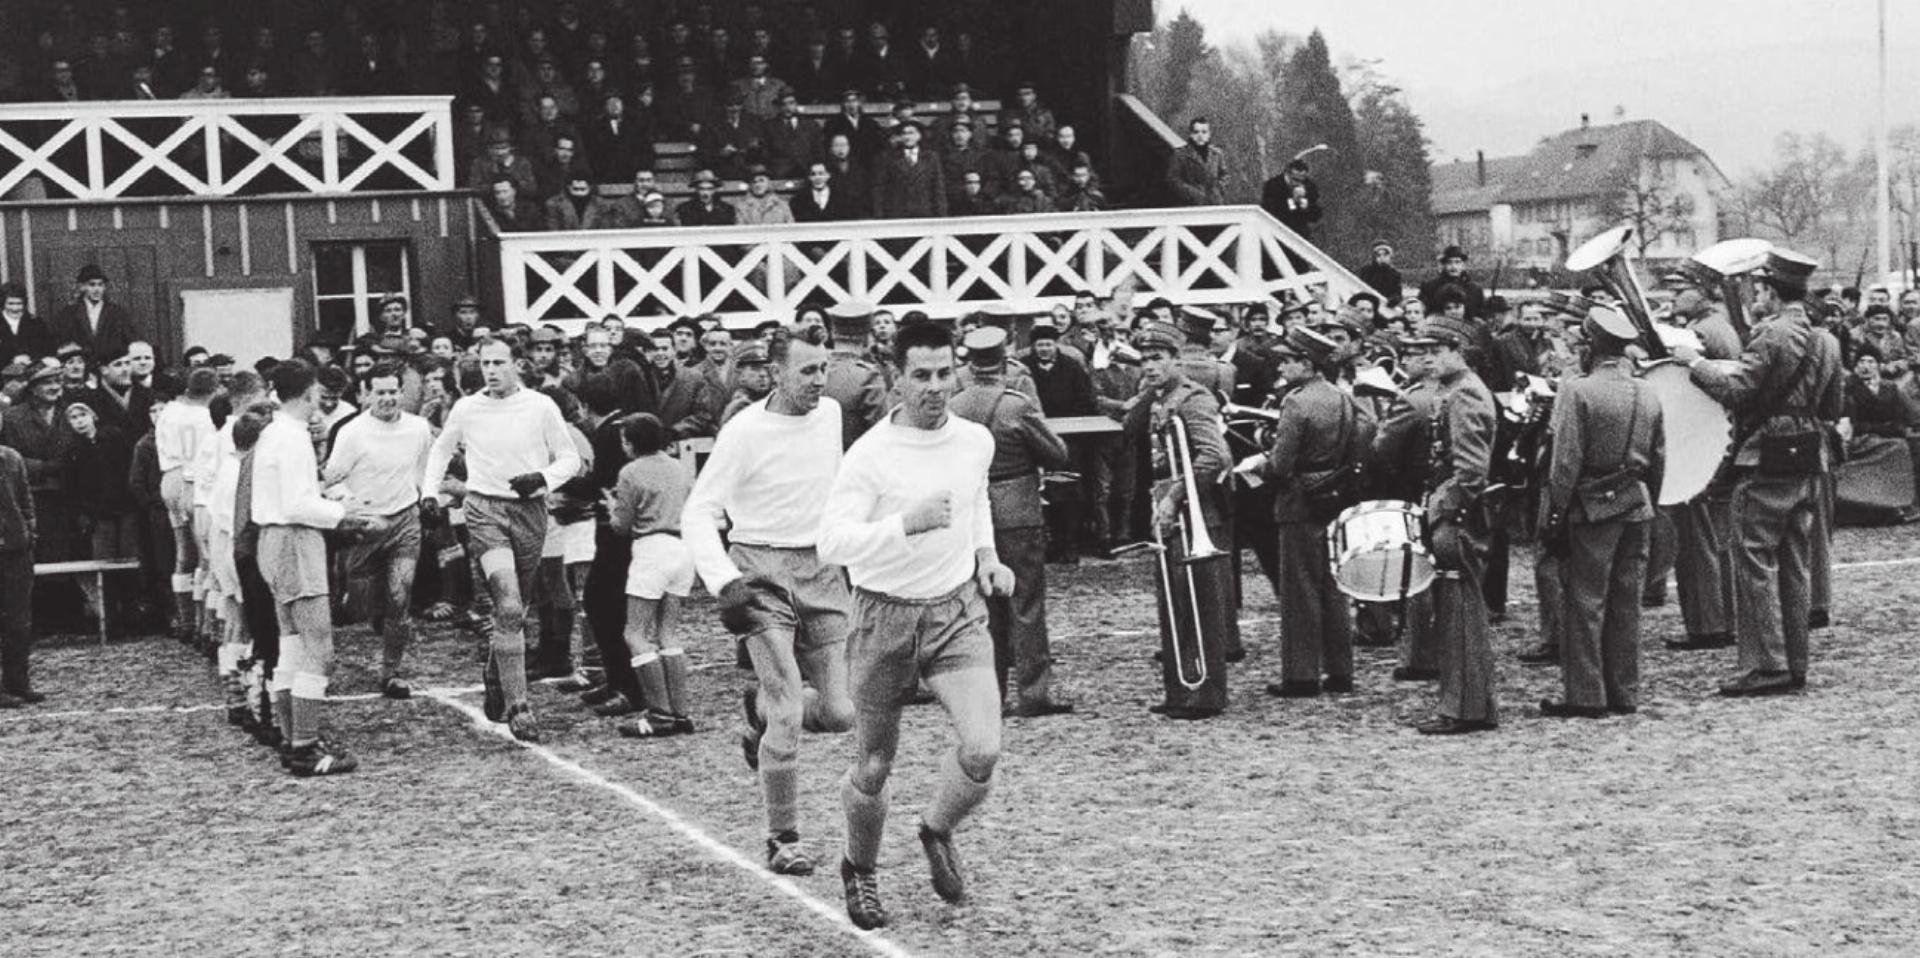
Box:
1154, 413, 1221, 691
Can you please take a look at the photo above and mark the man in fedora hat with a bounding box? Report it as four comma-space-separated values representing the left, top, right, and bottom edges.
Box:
1236, 326, 1371, 698
1537, 307, 1664, 718
1672, 249, 1844, 697
1398, 316, 1499, 734
677, 170, 739, 227
50, 265, 139, 361
871, 118, 945, 219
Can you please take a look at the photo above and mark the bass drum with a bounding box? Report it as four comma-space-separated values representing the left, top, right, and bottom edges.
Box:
1639, 360, 1734, 505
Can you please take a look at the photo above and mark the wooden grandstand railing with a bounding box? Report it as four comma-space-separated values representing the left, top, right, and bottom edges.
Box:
0, 96, 456, 201
490, 205, 1370, 330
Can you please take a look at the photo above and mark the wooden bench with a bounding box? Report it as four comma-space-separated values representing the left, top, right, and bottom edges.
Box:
33, 558, 143, 646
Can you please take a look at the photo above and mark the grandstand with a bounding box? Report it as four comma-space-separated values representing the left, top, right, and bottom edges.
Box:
0, 0, 1361, 356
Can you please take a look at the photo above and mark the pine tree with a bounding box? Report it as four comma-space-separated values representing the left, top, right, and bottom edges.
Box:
1160, 10, 1211, 121
1274, 30, 1367, 264
1352, 83, 1437, 268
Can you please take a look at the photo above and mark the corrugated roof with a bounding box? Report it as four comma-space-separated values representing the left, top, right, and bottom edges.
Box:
1431, 119, 1719, 214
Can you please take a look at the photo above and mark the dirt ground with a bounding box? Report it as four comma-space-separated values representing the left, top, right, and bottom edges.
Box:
4, 525, 1918, 958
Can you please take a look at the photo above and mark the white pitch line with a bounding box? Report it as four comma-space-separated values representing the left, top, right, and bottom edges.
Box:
423, 690, 923, 958
0, 685, 489, 725
1833, 555, 1920, 571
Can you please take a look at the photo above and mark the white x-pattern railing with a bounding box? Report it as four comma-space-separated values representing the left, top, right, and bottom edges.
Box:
0, 96, 455, 201
494, 206, 1368, 330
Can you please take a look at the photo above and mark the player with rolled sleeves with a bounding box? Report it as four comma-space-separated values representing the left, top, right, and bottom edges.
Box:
818, 320, 1014, 929
681, 333, 856, 877
419, 339, 581, 742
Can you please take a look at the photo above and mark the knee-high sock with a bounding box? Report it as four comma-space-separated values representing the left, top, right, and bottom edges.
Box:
289, 672, 328, 746
491, 596, 531, 707
923, 750, 993, 836
633, 653, 669, 713
762, 753, 800, 837
660, 648, 690, 717
842, 773, 890, 869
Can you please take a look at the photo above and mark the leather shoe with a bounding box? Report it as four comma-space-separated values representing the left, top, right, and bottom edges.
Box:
1415, 715, 1496, 735
1265, 680, 1321, 698
591, 692, 637, 717
1665, 633, 1735, 651
0, 691, 25, 709
1320, 675, 1354, 694
1538, 698, 1608, 719
1789, 671, 1806, 690
1607, 703, 1638, 715
1807, 609, 1830, 629
6, 688, 45, 705
1391, 667, 1438, 682
1717, 670, 1793, 697
1224, 646, 1246, 663
1516, 645, 1559, 665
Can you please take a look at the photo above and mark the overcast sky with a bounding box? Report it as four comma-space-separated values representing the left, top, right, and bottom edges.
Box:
1172, 0, 1918, 177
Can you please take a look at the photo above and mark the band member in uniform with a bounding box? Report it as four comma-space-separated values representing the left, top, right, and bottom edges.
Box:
1538, 308, 1664, 717
1136, 320, 1234, 716
1673, 250, 1844, 696
951, 327, 1076, 716
824, 301, 888, 449
1236, 327, 1370, 697
682, 334, 856, 875
817, 320, 1014, 929
1400, 317, 1499, 735
1175, 307, 1237, 401
1660, 266, 1743, 650
1369, 347, 1442, 680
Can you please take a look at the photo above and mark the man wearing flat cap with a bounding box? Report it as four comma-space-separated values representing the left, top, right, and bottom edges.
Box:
951, 326, 1076, 716
870, 119, 945, 219
1398, 316, 1500, 734
1671, 248, 1844, 698
1237, 326, 1371, 699
50, 265, 140, 361
1418, 246, 1487, 321
1357, 241, 1405, 308
720, 337, 776, 425
1537, 307, 1664, 719
824, 301, 887, 448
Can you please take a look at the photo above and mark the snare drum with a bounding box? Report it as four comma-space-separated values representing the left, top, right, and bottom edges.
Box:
1326, 500, 1436, 602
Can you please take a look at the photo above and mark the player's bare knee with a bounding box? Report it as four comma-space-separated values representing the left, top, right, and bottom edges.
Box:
852, 752, 894, 792
955, 742, 1000, 782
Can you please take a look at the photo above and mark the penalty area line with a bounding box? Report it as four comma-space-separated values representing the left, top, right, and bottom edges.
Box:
1833, 556, 1920, 571
422, 690, 923, 958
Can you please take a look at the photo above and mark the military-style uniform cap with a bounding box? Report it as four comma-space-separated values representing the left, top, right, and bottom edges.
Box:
1757, 248, 1819, 289
1582, 305, 1640, 344
1134, 320, 1184, 354
731, 339, 770, 365
1179, 305, 1224, 340
1028, 319, 1062, 341
1274, 325, 1338, 362
963, 327, 1009, 367
1403, 316, 1479, 349
826, 300, 875, 338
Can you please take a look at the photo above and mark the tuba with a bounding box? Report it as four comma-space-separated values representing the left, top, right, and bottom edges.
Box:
1691, 237, 1774, 343
1564, 225, 1733, 506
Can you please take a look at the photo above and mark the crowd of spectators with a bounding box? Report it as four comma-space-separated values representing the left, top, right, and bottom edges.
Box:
0, 2, 1108, 221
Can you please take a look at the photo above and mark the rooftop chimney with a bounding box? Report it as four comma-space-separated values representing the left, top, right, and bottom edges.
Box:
1476, 150, 1486, 188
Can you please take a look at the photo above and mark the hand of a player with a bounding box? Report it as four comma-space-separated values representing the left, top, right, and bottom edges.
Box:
717, 575, 777, 635
508, 472, 548, 499
901, 490, 953, 535
975, 559, 1015, 598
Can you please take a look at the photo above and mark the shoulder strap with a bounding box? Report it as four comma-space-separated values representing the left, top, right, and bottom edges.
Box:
1756, 325, 1821, 420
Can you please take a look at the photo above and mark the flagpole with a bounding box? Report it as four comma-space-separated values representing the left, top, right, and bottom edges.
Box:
1877, 0, 1892, 286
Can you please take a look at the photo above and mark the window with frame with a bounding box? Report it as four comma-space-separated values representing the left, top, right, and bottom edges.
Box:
313, 241, 413, 345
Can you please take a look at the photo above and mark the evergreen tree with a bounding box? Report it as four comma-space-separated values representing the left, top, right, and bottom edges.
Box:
1160, 10, 1211, 122
1274, 30, 1367, 264
1352, 83, 1437, 268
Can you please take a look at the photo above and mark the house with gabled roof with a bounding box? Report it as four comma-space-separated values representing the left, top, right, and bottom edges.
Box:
1431, 116, 1732, 274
